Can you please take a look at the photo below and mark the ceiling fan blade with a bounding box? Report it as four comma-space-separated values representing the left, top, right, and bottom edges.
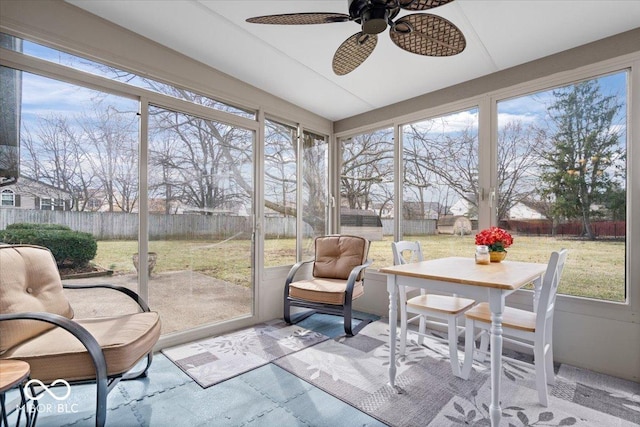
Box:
246, 13, 350, 25
398, 0, 455, 11
332, 32, 378, 76
389, 13, 465, 56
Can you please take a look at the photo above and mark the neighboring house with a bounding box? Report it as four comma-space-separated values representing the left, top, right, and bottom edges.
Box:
402, 201, 440, 220
508, 202, 545, 220
449, 199, 470, 217
0, 176, 72, 211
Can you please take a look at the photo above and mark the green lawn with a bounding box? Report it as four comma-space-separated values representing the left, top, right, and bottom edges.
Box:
95, 234, 626, 302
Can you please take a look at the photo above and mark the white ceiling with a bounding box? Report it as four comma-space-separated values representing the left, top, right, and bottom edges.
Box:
67, 0, 640, 121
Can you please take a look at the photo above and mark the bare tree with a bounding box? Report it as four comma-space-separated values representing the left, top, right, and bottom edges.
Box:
81, 104, 139, 212
20, 115, 95, 210
403, 118, 542, 221
264, 120, 297, 218
496, 120, 543, 221
404, 123, 479, 216
148, 107, 251, 215
341, 129, 394, 211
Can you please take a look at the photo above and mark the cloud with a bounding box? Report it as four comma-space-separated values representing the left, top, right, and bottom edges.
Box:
404, 109, 479, 134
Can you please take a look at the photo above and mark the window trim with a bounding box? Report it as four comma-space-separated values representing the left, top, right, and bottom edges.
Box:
1, 189, 15, 206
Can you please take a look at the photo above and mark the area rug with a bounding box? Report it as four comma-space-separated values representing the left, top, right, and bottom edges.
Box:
274, 319, 640, 427
162, 319, 329, 388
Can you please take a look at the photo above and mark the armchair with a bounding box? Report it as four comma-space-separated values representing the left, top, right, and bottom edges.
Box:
284, 235, 372, 336
0, 244, 161, 427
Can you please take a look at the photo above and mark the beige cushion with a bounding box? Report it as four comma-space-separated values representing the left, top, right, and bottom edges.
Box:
0, 245, 74, 354
3, 312, 161, 382
313, 235, 369, 280
289, 278, 364, 305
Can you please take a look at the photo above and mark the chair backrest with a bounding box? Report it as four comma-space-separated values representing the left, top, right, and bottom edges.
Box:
313, 235, 369, 280
536, 249, 568, 329
0, 244, 74, 354
391, 241, 425, 299
391, 241, 424, 265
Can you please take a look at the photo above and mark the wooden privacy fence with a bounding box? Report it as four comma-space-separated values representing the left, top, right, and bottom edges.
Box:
1, 209, 445, 240
382, 219, 438, 236
506, 219, 626, 238
0, 208, 253, 240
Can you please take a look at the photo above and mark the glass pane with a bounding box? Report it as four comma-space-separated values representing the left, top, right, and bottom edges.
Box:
302, 130, 328, 259
1, 32, 256, 119
264, 119, 297, 268
340, 128, 393, 267
147, 105, 254, 333
401, 109, 479, 263
0, 66, 141, 317
497, 72, 627, 302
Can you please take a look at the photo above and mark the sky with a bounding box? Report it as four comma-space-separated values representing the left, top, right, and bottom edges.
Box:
6, 34, 629, 213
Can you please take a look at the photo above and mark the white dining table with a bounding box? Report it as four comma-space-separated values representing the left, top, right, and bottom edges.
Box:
379, 256, 547, 427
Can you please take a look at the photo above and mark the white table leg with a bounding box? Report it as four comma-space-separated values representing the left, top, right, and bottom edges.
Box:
488, 289, 505, 427
387, 274, 399, 391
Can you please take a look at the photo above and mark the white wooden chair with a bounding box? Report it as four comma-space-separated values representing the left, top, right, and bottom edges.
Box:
464, 249, 568, 406
392, 241, 475, 376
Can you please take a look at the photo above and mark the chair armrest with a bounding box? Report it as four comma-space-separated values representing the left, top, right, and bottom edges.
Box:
285, 259, 314, 287
345, 259, 373, 292
63, 283, 150, 312
0, 312, 108, 385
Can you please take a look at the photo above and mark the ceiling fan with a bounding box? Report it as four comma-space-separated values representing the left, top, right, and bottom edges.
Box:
246, 0, 466, 75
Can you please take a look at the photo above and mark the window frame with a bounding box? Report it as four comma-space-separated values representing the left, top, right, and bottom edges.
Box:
335, 55, 638, 323
1, 189, 15, 206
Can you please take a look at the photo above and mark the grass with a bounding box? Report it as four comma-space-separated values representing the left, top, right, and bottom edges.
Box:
95, 234, 626, 302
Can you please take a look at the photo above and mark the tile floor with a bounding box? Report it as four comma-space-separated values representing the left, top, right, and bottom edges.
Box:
3, 313, 383, 427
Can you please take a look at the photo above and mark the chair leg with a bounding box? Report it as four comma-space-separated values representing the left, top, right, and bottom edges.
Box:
417, 315, 426, 346
447, 316, 461, 377
534, 339, 549, 407
545, 321, 556, 386
283, 298, 292, 324
96, 375, 108, 427
460, 319, 475, 380
344, 306, 354, 336
478, 329, 489, 363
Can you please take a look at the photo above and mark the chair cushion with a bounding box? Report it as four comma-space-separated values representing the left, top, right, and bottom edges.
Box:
313, 235, 368, 280
0, 245, 74, 354
289, 278, 364, 305
2, 312, 161, 382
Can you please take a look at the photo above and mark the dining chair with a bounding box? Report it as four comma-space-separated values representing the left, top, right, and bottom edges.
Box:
464, 249, 568, 406
284, 235, 372, 336
392, 241, 475, 376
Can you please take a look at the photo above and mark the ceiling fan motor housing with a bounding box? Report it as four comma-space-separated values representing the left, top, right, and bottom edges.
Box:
349, 0, 399, 34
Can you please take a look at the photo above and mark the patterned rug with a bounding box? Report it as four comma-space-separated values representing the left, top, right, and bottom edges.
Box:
162, 319, 329, 388
273, 320, 640, 427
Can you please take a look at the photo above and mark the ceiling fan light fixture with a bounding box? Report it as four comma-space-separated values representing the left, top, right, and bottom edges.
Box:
361, 6, 389, 34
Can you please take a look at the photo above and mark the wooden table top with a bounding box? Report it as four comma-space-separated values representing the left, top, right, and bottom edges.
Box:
0, 359, 31, 392
378, 256, 547, 290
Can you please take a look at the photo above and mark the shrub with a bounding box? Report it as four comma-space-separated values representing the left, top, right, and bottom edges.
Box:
0, 228, 97, 267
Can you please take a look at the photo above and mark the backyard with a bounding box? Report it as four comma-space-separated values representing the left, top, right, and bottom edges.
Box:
93, 234, 626, 302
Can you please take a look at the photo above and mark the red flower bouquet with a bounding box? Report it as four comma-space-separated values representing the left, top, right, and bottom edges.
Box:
475, 226, 513, 252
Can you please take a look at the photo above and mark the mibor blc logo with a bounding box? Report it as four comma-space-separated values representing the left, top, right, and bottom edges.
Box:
21, 379, 79, 414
